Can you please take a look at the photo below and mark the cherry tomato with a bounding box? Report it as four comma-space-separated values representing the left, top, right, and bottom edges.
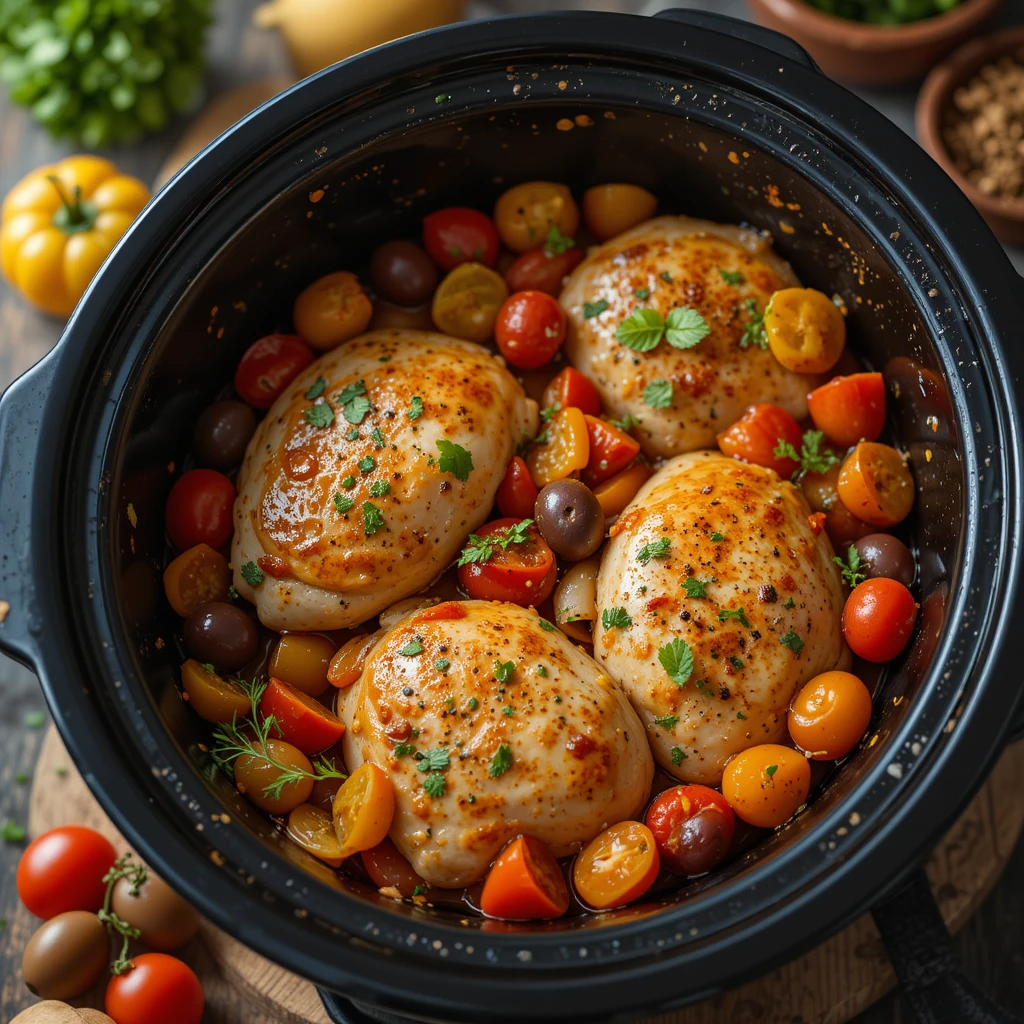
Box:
843, 578, 918, 662
837, 442, 915, 528
717, 404, 803, 479
764, 287, 846, 374
801, 463, 875, 549
362, 837, 424, 898
493, 181, 579, 253
505, 247, 585, 295
721, 745, 810, 829
259, 678, 345, 754
526, 407, 590, 488
581, 415, 641, 487
333, 763, 395, 859
17, 826, 117, 920
292, 271, 373, 351
480, 836, 570, 921
164, 469, 235, 551
789, 670, 873, 760
495, 290, 567, 370
105, 952, 204, 1024
541, 366, 602, 418
422, 207, 499, 271
286, 803, 345, 867
593, 461, 651, 518
234, 333, 314, 410
582, 183, 658, 241
180, 659, 251, 723
807, 372, 886, 448
457, 517, 557, 605
645, 785, 736, 876
162, 543, 231, 617
431, 262, 508, 342
573, 821, 659, 910
496, 455, 539, 520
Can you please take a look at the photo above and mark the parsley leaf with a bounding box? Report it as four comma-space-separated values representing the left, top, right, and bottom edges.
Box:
654, 713, 679, 729
670, 746, 687, 765
494, 659, 515, 684
660, 271, 673, 283
339, 380, 371, 424
774, 429, 839, 482
435, 658, 450, 671
393, 742, 417, 758
720, 269, 745, 286
423, 772, 447, 797
718, 607, 751, 628
643, 379, 674, 409
2, 820, 26, 843
305, 402, 334, 428
634, 287, 650, 300
369, 480, 391, 498
503, 705, 515, 716
241, 561, 264, 587
538, 618, 556, 632
583, 299, 609, 319
371, 427, 386, 449
417, 747, 449, 771
398, 639, 424, 656
544, 225, 574, 254
710, 531, 725, 542
540, 404, 560, 423
658, 638, 695, 687
457, 535, 493, 566
359, 455, 376, 473
602, 607, 633, 630
834, 545, 867, 587
342, 475, 356, 488
784, 597, 796, 609
637, 537, 671, 564
436, 439, 474, 482
608, 413, 640, 431
458, 520, 532, 566
334, 493, 354, 514
467, 697, 479, 710
615, 308, 665, 352
780, 630, 805, 654
729, 656, 744, 671
665, 306, 711, 349
489, 743, 513, 778
739, 298, 768, 350
409, 395, 424, 420
764, 764, 779, 784
305, 376, 326, 399
682, 576, 713, 598
363, 502, 386, 535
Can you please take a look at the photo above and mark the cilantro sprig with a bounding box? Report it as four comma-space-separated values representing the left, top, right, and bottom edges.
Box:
773, 429, 839, 482
834, 544, 868, 587
457, 520, 533, 566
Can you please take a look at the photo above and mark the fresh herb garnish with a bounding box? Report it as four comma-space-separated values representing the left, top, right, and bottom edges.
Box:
417, 748, 450, 771
409, 395, 424, 420
334, 493, 354, 514
540, 404, 560, 423
24, 711, 44, 728
608, 413, 640, 431
670, 746, 687, 765
363, 502, 386, 535
773, 429, 839, 482
342, 475, 356, 489
718, 607, 751, 628
660, 271, 673, 283
763, 763, 779, 786
654, 713, 679, 729
411, 883, 427, 897
358, 455, 376, 473
615, 307, 665, 352
602, 607, 633, 630
467, 697, 479, 711
369, 480, 390, 498
682, 576, 713, 598
538, 618, 556, 632
784, 597, 796, 609
834, 545, 868, 587
339, 380, 371, 424
436, 439, 474, 482
371, 427, 386, 449
634, 287, 650, 300
502, 705, 515, 716
710, 531, 725, 542
729, 656, 744, 671
393, 743, 417, 758
637, 537, 671, 564
583, 299, 609, 319
457, 520, 533, 566
240, 561, 264, 587
398, 639, 424, 656
658, 638, 695, 688
780, 630, 805, 654
737, 711, 748, 720
719, 269, 745, 286
739, 298, 768, 350
643, 379, 674, 409
489, 743, 513, 778
423, 772, 447, 797
544, 225, 574, 254
305, 402, 334, 428
494, 659, 515, 684
2, 820, 26, 843
665, 306, 712, 349
305, 376, 326, 399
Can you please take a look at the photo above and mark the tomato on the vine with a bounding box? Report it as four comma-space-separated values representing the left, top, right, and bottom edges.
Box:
494, 290, 566, 370
457, 518, 557, 605
234, 333, 314, 410
423, 207, 499, 271
164, 469, 235, 551
105, 952, 204, 1024
17, 826, 117, 920
717, 404, 803, 478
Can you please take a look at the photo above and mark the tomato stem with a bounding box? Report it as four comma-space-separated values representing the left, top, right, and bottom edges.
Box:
97, 852, 147, 975
46, 174, 97, 235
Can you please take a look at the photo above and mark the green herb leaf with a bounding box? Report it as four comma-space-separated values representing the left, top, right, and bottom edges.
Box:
682, 576, 713, 598
371, 427, 386, 449
24, 711, 44, 728
661, 271, 673, 283
2, 821, 26, 843
435, 658, 450, 671
740, 298, 768, 350
489, 743, 513, 778
658, 638, 695, 687
784, 597, 796, 609
540, 405, 560, 423
457, 534, 494, 566
468, 697, 479, 711
363, 502, 386, 535
347, 428, 360, 441
369, 480, 390, 498
834, 545, 868, 587
535, 665, 548, 677
423, 772, 447, 797
544, 225, 574, 254
736, 711, 748, 720
436, 439, 474, 482
729, 656, 744, 671
719, 269, 745, 286
342, 475, 356, 488
665, 306, 711, 349
417, 747, 450, 771
637, 537, 671, 564
602, 607, 633, 630
240, 561, 264, 587
634, 287, 650, 300
718, 607, 751, 628
583, 299, 609, 319
710, 531, 725, 542
339, 380, 371, 424
494, 659, 515, 684
502, 705, 515, 716
409, 395, 424, 420
538, 618, 556, 632
393, 742, 417, 758
305, 376, 326, 399
305, 402, 334, 428
358, 455, 376, 473
616, 308, 665, 352
670, 746, 687, 765
780, 630, 805, 654
411, 883, 427, 897
774, 429, 839, 482
643, 379, 674, 409
334, 493, 354, 514
398, 639, 424, 656
765, 763, 778, 780
654, 713, 679, 729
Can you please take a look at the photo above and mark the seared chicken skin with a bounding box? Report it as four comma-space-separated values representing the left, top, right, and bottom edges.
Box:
338, 600, 653, 888
561, 216, 818, 459
594, 451, 845, 785
233, 331, 537, 631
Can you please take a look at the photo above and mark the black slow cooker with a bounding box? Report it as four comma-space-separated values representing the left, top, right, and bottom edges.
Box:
2, 9, 1024, 1023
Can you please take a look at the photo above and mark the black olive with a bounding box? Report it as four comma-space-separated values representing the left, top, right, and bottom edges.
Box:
370, 240, 438, 306
534, 479, 606, 561
193, 400, 257, 471
183, 601, 258, 671
854, 534, 915, 588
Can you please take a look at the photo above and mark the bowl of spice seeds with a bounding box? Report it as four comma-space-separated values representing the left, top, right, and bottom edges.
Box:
917, 27, 1024, 243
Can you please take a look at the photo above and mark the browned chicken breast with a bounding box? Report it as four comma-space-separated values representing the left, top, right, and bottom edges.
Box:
594, 451, 845, 785
232, 331, 538, 631
561, 216, 819, 459
338, 600, 653, 888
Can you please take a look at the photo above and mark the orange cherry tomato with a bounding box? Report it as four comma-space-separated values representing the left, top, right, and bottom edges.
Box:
837, 442, 915, 528
722, 745, 810, 829
327, 633, 376, 688
496, 456, 539, 520
480, 836, 570, 921
493, 181, 579, 253
180, 660, 251, 723
842, 578, 918, 662
234, 333, 314, 410
581, 415, 641, 487
505, 247, 585, 295
789, 670, 873, 760
105, 952, 204, 1024
808, 512, 826, 535
526, 406, 590, 488
645, 785, 735, 877
573, 821, 659, 910
259, 679, 345, 754
457, 518, 557, 606
495, 290, 567, 370
802, 464, 875, 549
593, 461, 651, 518
807, 372, 886, 448
764, 287, 845, 374
162, 543, 231, 617
362, 837, 425, 897
17, 826, 117, 920
333, 763, 395, 859
541, 366, 602, 418
717, 403, 803, 479
286, 803, 345, 867
582, 183, 658, 241
293, 271, 373, 351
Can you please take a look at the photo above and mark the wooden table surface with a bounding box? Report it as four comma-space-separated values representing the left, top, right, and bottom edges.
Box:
1, 1, 1022, 1022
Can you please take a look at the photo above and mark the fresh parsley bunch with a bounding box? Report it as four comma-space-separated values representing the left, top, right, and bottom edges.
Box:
0, 0, 212, 147
804, 0, 960, 24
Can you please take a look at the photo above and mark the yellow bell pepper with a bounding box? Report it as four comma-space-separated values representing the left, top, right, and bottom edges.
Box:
0, 155, 150, 318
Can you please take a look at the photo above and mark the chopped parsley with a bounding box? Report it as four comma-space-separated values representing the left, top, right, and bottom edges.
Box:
670, 746, 687, 765
682, 576, 713, 598
737, 711, 748, 720
615, 306, 710, 353
411, 883, 427, 897
334, 493, 354, 514
502, 705, 515, 716
643, 379, 674, 409
417, 748, 450, 771
602, 607, 633, 630
398, 639, 424, 656
369, 480, 391, 498
544, 225, 574, 254
305, 376, 326, 399
834, 544, 868, 587
435, 658, 450, 671
658, 638, 695, 687
739, 298, 768, 350
436, 439, 474, 482
535, 665, 548, 677
393, 743, 416, 758
719, 269, 745, 286
710, 531, 725, 542
637, 537, 671, 564
435, 93, 451, 104
494, 659, 515, 684
784, 597, 796, 609
423, 772, 446, 797
654, 713, 679, 729
339, 380, 371, 424
608, 413, 640, 431
729, 656, 744, 671
409, 395, 424, 420
342, 475, 356, 488
467, 697, 479, 711
457, 520, 532, 566
346, 428, 360, 441
240, 561, 264, 587
358, 455, 376, 473
773, 429, 839, 482
362, 502, 386, 535
540, 404, 560, 423
305, 402, 334, 428
489, 743, 513, 778
718, 607, 751, 628
660, 271, 673, 283
780, 630, 805, 654
538, 618, 556, 632
634, 287, 650, 300
583, 299, 609, 319
371, 427, 386, 449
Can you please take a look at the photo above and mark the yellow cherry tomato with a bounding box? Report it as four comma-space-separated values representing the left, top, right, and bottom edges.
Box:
789, 671, 873, 760
582, 184, 657, 241
721, 744, 810, 829
493, 181, 579, 253
764, 287, 845, 374
333, 762, 395, 859
1, 155, 150, 317
293, 270, 373, 350
431, 261, 508, 342
526, 406, 590, 488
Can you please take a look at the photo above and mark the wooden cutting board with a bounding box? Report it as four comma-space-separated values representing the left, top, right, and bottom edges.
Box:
17, 725, 1024, 1024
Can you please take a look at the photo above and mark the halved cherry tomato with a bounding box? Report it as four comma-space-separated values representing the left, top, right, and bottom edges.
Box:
582, 183, 658, 241
328, 633, 377, 688
573, 821, 659, 910
526, 407, 590, 488
802, 464, 875, 549
807, 372, 886, 448
496, 455, 539, 520
505, 247, 585, 295
431, 261, 508, 342
162, 543, 230, 617
362, 837, 424, 897
333, 763, 395, 859
180, 659, 251, 723
581, 415, 641, 487
286, 803, 345, 866
717, 404, 803, 479
259, 678, 345, 754
593, 461, 651, 517
843, 578, 917, 662
837, 442, 915, 528
234, 333, 314, 410
789, 670, 873, 759
645, 785, 735, 877
293, 271, 373, 351
164, 469, 235, 551
495, 290, 566, 370
268, 634, 337, 697
480, 836, 570, 921
721, 745, 810, 829
17, 826, 117, 920
542, 366, 602, 418
423, 207, 499, 271
764, 287, 845, 374
105, 952, 204, 1024
457, 517, 557, 605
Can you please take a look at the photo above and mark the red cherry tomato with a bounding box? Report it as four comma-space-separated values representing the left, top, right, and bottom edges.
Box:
581, 415, 641, 487
234, 333, 314, 410
422, 207, 499, 271
259, 678, 345, 754
842, 578, 918, 662
496, 456, 539, 520
457, 518, 557, 605
807, 372, 886, 448
505, 247, 585, 295
645, 785, 735, 877
105, 952, 204, 1024
17, 826, 117, 920
361, 838, 424, 898
541, 366, 602, 418
494, 290, 567, 370
717, 404, 803, 479
164, 469, 235, 551
480, 836, 570, 921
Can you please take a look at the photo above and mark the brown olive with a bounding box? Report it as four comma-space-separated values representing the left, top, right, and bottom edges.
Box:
234, 738, 314, 814
854, 533, 915, 588
183, 601, 258, 671
269, 633, 337, 696
193, 400, 257, 471
534, 479, 606, 561
664, 807, 733, 877
370, 240, 438, 306
22, 910, 109, 1000
111, 870, 200, 951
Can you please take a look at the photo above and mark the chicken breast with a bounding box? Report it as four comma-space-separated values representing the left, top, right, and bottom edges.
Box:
232, 331, 537, 631
338, 600, 653, 887
594, 451, 845, 785
561, 216, 819, 459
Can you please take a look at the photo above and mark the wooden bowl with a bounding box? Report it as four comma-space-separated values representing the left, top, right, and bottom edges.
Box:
745, 0, 1005, 85
917, 28, 1024, 245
